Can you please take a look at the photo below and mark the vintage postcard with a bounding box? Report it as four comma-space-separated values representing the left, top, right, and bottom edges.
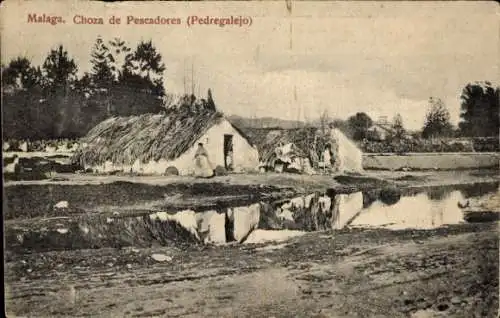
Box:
2, 0, 499, 317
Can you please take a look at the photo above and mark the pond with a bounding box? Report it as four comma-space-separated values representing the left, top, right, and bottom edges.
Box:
5, 181, 498, 254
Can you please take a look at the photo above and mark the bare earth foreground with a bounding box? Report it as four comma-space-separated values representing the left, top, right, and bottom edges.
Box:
4, 170, 500, 317
5, 224, 498, 317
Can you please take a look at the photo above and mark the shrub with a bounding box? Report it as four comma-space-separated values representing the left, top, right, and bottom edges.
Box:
360, 137, 498, 153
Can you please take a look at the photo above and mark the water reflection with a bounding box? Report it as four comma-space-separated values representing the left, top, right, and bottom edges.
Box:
6, 183, 499, 253
350, 190, 467, 230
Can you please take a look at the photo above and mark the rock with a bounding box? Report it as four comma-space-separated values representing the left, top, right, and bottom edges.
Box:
165, 166, 179, 176
244, 229, 305, 244
214, 165, 228, 176
79, 226, 90, 234
450, 297, 461, 305
54, 201, 69, 209
56, 228, 68, 234
151, 254, 173, 262
411, 309, 446, 318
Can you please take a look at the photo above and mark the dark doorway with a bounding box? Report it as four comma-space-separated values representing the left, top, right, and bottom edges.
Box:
224, 134, 234, 171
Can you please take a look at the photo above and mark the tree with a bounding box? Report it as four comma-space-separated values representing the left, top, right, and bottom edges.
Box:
42, 45, 77, 90
2, 57, 48, 139
90, 36, 115, 90
348, 112, 373, 140
108, 37, 132, 81
391, 113, 406, 140
40, 46, 80, 137
422, 97, 454, 139
1, 57, 41, 90
458, 81, 499, 137
112, 40, 166, 116
207, 88, 216, 111
122, 40, 166, 96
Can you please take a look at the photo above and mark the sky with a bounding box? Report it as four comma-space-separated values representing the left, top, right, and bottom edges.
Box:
1, 1, 498, 130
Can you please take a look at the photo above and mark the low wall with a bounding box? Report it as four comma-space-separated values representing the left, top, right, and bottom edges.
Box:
363, 152, 500, 171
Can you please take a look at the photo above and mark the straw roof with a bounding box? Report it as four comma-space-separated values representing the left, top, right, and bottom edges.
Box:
73, 106, 226, 166
243, 127, 329, 167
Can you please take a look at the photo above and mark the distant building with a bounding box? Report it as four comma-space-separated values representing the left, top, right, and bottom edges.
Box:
366, 116, 410, 141
366, 117, 393, 141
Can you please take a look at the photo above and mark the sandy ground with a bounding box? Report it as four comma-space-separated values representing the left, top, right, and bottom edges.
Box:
4, 169, 499, 317
5, 223, 498, 317
5, 169, 499, 189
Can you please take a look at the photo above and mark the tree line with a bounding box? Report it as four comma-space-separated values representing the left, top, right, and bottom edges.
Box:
2, 39, 498, 142
344, 81, 499, 141
2, 37, 167, 140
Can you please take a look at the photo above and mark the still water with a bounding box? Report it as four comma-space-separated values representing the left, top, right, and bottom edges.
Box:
351, 190, 466, 230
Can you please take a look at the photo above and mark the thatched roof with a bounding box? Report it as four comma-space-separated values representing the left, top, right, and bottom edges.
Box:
243, 127, 329, 167
73, 106, 226, 166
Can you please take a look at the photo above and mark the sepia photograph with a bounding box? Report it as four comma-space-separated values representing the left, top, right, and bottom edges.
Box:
2, 1, 499, 317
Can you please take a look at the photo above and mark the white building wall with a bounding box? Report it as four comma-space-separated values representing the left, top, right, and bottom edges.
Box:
330, 128, 364, 173
90, 119, 259, 175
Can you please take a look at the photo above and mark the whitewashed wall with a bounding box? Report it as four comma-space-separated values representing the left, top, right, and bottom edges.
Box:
330, 128, 364, 173
363, 152, 500, 170
89, 119, 259, 175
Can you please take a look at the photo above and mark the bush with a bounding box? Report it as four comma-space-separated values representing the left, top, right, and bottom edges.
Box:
360, 137, 498, 153
214, 165, 228, 176
164, 166, 179, 176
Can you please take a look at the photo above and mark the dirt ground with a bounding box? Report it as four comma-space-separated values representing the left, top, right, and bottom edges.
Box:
5, 222, 498, 317
5, 169, 499, 189
4, 169, 499, 317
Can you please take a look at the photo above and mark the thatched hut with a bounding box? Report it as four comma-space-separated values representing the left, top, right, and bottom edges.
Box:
72, 100, 259, 176
244, 126, 363, 174
243, 127, 318, 173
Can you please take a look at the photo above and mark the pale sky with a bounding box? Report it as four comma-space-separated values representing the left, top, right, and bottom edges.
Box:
1, 1, 498, 130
